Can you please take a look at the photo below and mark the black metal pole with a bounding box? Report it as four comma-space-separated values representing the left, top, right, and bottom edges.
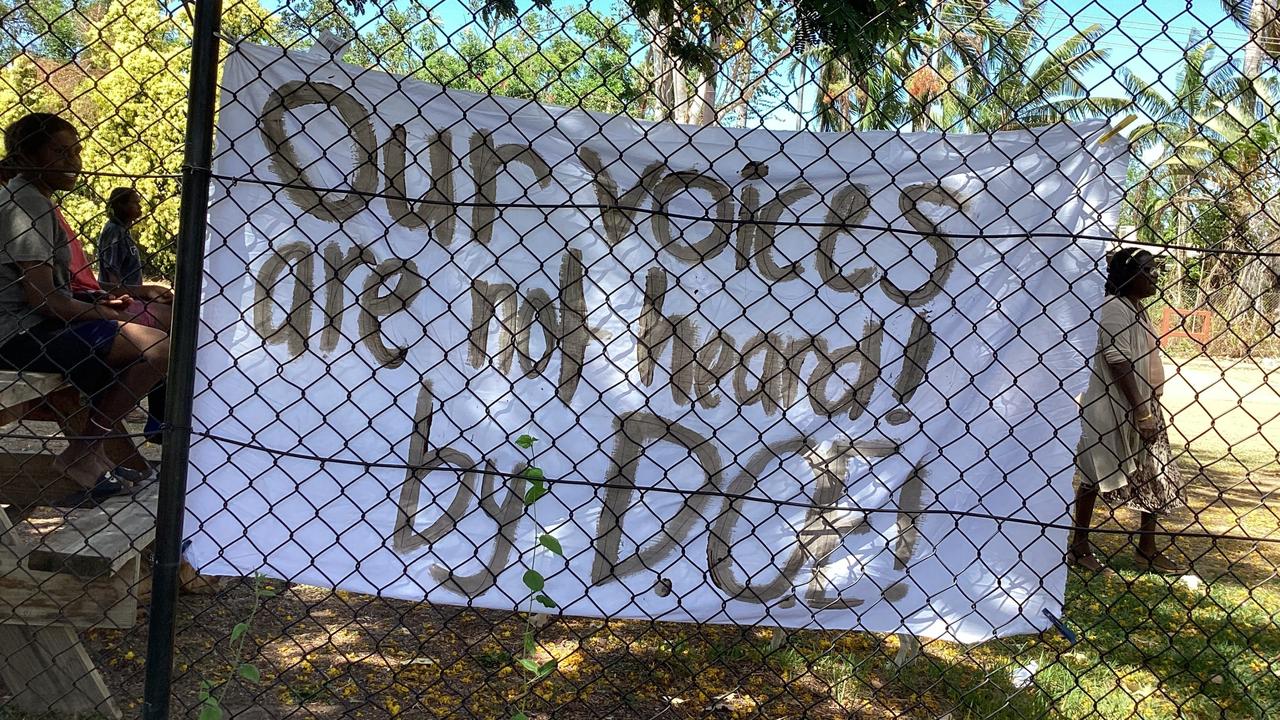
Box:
142, 0, 223, 717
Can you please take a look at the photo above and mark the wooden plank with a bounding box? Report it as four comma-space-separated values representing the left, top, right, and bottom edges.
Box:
0, 396, 41, 428
24, 482, 159, 579
0, 451, 81, 510
0, 624, 122, 719
0, 506, 140, 630
0, 545, 139, 629
0, 370, 67, 410
0, 501, 126, 719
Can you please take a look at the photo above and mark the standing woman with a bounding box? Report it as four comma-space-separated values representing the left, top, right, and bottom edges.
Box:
1069, 247, 1186, 574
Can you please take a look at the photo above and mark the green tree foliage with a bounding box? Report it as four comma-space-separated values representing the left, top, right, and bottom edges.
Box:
0, 0, 105, 62
0, 0, 642, 274
480, 0, 927, 75
0, 0, 280, 274
425, 7, 641, 113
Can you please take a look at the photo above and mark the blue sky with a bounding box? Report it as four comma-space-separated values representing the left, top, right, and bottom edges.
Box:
1034, 0, 1240, 95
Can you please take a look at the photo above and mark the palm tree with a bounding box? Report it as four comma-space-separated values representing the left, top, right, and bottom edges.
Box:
795, 0, 997, 132
1195, 77, 1280, 331
1219, 0, 1280, 87
1119, 37, 1236, 290
1217, 1, 1280, 326
949, 0, 1130, 132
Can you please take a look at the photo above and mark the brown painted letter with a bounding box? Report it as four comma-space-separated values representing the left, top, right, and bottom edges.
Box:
252, 242, 315, 359
259, 81, 379, 222
651, 171, 735, 262
881, 184, 961, 307
817, 184, 876, 293
358, 259, 424, 368
384, 125, 457, 245
592, 412, 724, 585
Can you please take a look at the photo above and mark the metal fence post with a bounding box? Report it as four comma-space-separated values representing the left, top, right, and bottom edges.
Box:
141, 0, 224, 717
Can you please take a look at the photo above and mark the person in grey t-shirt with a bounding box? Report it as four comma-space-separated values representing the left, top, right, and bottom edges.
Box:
0, 113, 170, 503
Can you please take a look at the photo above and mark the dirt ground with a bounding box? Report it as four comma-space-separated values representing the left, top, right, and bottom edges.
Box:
4, 356, 1279, 719
1161, 356, 1280, 469
1145, 357, 1280, 583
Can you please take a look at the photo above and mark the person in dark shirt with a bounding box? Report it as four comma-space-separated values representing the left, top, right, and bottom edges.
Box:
96, 187, 172, 329
97, 188, 143, 287
94, 187, 170, 444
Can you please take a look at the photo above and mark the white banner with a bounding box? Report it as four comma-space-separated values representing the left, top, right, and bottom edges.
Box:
185, 42, 1126, 642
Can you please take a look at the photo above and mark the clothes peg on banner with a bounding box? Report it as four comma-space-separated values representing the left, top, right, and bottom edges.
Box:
1042, 608, 1079, 645
1096, 115, 1137, 146
309, 31, 353, 81
314, 31, 352, 59
893, 633, 922, 667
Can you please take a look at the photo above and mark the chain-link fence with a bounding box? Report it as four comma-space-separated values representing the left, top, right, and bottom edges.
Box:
2, 0, 1279, 719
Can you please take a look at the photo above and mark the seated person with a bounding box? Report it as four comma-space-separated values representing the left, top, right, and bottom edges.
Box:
0, 113, 169, 501
96, 187, 172, 330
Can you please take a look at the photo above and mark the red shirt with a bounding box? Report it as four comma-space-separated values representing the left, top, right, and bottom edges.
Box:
53, 208, 103, 295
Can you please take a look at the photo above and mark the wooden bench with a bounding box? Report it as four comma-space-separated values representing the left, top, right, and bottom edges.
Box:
1159, 306, 1214, 348
0, 370, 151, 512
0, 369, 158, 718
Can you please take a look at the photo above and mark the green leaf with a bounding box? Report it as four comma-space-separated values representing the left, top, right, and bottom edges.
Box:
238, 663, 261, 683
538, 534, 563, 556
512, 712, 529, 720
518, 658, 541, 673
522, 569, 545, 592
523, 629, 536, 657
538, 659, 558, 677
521, 466, 545, 480
524, 483, 548, 505
514, 434, 537, 449
199, 701, 223, 720
230, 622, 249, 642
535, 594, 557, 609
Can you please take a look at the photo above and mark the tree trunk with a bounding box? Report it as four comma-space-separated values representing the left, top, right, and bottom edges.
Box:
672, 65, 691, 123
1244, 0, 1271, 82
1224, 205, 1279, 345
647, 11, 678, 121
717, 45, 795, 124
692, 67, 718, 125
1222, 2, 1279, 346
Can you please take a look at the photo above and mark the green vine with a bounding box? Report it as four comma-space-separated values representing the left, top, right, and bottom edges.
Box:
511, 433, 563, 720
198, 572, 273, 720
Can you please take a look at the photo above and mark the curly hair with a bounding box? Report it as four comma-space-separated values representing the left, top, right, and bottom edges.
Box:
1105, 246, 1154, 296
3, 113, 76, 164
107, 186, 140, 219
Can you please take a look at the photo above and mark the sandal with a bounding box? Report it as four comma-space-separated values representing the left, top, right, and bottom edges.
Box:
1067, 549, 1116, 575
52, 441, 115, 490
111, 466, 158, 492
1135, 553, 1186, 575
52, 476, 129, 509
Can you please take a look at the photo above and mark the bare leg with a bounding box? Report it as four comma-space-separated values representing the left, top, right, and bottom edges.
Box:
1137, 512, 1159, 558
54, 323, 168, 487
145, 302, 172, 332
92, 323, 168, 425
1135, 512, 1185, 573
1068, 484, 1109, 572
1070, 484, 1098, 556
